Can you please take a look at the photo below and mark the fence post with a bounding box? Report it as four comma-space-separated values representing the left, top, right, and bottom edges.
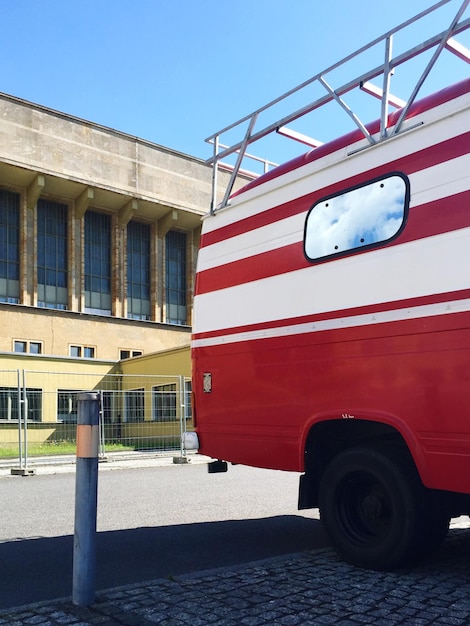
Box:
73, 392, 100, 607
22, 370, 28, 468
11, 369, 35, 477
98, 392, 106, 460
173, 375, 188, 464
16, 369, 23, 468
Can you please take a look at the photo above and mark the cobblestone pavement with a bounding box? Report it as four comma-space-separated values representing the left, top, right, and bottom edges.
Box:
1, 520, 470, 626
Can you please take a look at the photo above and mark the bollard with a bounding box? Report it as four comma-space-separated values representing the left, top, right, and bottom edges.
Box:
72, 392, 100, 607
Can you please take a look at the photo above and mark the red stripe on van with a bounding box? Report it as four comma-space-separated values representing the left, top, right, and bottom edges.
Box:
200, 131, 470, 250
192, 288, 470, 343
196, 190, 470, 296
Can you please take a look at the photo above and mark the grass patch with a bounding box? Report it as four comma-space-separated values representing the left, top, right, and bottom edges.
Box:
0, 444, 19, 458
0, 441, 135, 458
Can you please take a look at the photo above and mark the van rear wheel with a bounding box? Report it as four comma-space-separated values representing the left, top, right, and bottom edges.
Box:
319, 447, 422, 570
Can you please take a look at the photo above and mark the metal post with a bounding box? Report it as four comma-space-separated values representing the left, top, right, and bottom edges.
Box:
73, 392, 100, 607
11, 370, 35, 476
98, 392, 106, 459
210, 135, 219, 215
173, 376, 188, 464
17, 370, 22, 468
179, 375, 186, 460
22, 370, 28, 469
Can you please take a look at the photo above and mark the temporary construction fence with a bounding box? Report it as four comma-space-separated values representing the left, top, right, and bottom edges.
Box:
0, 369, 193, 468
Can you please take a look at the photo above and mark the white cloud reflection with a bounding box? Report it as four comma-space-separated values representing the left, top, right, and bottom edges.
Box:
305, 175, 407, 260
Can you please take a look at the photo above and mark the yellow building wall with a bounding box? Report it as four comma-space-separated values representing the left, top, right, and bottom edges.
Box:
0, 306, 191, 361
119, 345, 191, 423
120, 344, 191, 377
0, 346, 192, 445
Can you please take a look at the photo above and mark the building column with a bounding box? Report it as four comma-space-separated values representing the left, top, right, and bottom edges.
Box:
74, 188, 94, 314
151, 222, 159, 323
187, 226, 201, 326
20, 191, 32, 305
24, 175, 45, 307
112, 213, 122, 317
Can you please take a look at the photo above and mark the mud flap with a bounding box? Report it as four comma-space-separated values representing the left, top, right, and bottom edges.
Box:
208, 460, 228, 473
298, 473, 319, 510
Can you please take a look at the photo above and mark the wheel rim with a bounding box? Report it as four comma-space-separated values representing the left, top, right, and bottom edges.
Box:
335, 471, 394, 546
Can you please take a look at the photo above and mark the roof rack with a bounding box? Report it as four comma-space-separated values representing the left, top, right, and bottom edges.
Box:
206, 0, 470, 213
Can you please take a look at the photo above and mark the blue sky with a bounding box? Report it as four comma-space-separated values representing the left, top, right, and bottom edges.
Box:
0, 0, 468, 165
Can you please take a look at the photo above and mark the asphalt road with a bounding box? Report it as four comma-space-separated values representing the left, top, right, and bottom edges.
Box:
0, 459, 326, 609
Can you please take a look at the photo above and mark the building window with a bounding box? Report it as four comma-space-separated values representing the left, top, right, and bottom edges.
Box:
165, 230, 187, 325
85, 211, 111, 315
101, 391, 114, 424
57, 390, 79, 423
184, 380, 192, 421
124, 388, 145, 422
14, 340, 42, 354
127, 221, 150, 320
0, 387, 41, 421
304, 173, 409, 262
120, 349, 143, 360
153, 383, 177, 422
70, 345, 95, 358
0, 387, 20, 420
0, 190, 20, 304
37, 199, 68, 309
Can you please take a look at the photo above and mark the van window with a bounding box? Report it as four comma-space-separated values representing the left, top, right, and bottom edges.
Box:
304, 173, 409, 262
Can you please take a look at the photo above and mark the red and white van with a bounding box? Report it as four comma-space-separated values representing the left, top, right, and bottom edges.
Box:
190, 0, 470, 569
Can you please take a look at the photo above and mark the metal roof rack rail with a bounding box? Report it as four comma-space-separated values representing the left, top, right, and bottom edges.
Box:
206, 0, 470, 213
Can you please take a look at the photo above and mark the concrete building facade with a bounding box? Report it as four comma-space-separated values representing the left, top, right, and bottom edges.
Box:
0, 92, 234, 361
0, 92, 245, 435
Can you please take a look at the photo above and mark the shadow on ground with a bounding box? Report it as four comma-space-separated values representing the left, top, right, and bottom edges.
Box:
0, 514, 325, 609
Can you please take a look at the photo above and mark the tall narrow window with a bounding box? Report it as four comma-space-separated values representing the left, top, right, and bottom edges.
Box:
165, 230, 187, 325
85, 211, 111, 315
37, 199, 68, 309
0, 190, 20, 304
127, 220, 150, 320
101, 391, 113, 424
153, 383, 177, 422
25, 388, 42, 422
184, 380, 192, 421
124, 388, 145, 422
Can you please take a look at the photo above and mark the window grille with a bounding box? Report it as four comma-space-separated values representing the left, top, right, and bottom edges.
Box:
127, 220, 150, 320
37, 199, 68, 310
84, 210, 111, 315
0, 190, 20, 304
124, 388, 145, 422
165, 230, 187, 325
0, 387, 42, 421
153, 383, 177, 422
57, 390, 79, 423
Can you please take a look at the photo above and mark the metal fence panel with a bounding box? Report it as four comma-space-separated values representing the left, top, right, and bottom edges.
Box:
0, 370, 22, 457
0, 370, 193, 464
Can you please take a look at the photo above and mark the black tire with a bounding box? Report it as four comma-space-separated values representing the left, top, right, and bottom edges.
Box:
319, 447, 423, 570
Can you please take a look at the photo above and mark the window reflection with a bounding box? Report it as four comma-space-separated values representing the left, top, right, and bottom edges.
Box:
304, 173, 409, 261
